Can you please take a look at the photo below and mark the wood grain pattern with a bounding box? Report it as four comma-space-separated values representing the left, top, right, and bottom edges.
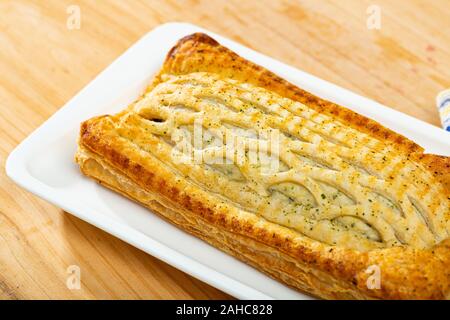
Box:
0, 0, 449, 300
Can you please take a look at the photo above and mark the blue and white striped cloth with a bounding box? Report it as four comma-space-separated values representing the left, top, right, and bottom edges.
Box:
436, 89, 450, 132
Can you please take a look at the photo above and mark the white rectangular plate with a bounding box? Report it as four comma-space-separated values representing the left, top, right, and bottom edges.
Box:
6, 22, 450, 300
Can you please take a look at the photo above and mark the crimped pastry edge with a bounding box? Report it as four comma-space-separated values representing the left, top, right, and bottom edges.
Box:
75, 33, 450, 299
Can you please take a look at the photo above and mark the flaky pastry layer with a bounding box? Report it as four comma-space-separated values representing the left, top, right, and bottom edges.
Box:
76, 33, 450, 299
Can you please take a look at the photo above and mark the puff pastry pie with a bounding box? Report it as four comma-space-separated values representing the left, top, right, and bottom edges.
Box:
76, 33, 450, 299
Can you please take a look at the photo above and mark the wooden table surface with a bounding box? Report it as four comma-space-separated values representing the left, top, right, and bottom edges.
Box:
0, 0, 449, 299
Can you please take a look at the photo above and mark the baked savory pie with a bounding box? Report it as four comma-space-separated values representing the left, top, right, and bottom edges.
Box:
76, 33, 450, 299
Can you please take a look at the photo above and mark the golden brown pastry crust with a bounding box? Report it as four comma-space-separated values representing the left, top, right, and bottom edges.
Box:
76, 33, 450, 299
